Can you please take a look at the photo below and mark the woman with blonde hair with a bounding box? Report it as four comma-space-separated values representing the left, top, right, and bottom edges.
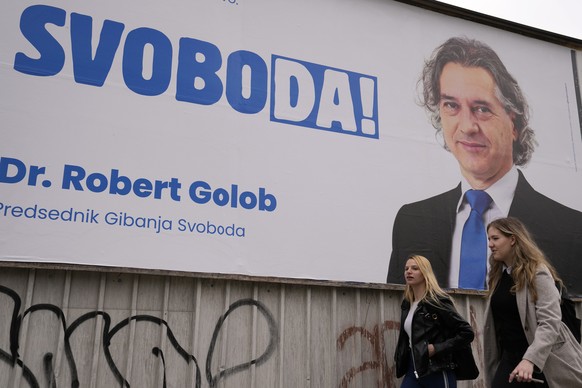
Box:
484, 217, 582, 387
394, 254, 477, 387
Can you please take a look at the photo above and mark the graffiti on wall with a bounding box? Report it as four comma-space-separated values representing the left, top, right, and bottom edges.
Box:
337, 320, 399, 388
336, 305, 484, 388
1, 283, 483, 387
0, 285, 278, 387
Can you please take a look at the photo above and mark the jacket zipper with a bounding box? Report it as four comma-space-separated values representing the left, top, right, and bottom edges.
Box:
411, 308, 419, 378
412, 352, 419, 379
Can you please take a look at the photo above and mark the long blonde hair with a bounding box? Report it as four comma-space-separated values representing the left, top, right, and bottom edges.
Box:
404, 255, 450, 305
486, 217, 562, 302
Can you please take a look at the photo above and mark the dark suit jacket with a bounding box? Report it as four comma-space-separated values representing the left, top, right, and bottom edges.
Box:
387, 170, 582, 296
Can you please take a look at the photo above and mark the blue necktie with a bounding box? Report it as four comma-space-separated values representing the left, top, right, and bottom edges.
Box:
459, 190, 492, 290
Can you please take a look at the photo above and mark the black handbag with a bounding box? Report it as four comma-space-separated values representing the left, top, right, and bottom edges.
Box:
452, 344, 479, 380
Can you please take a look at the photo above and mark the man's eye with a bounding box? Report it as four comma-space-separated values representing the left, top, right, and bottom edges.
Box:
473, 106, 493, 116
440, 102, 459, 116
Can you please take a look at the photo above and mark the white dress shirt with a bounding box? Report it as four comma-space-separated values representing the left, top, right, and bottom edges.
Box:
404, 300, 419, 343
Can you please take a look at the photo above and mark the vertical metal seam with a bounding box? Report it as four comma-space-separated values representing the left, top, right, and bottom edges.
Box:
157, 277, 170, 387
219, 281, 231, 388
380, 291, 385, 386
250, 284, 259, 388
124, 275, 139, 385
11, 269, 36, 388
306, 287, 311, 387
89, 272, 107, 388
331, 288, 338, 387
53, 270, 72, 381
278, 285, 285, 388
356, 289, 362, 387
379, 291, 385, 327
190, 279, 202, 386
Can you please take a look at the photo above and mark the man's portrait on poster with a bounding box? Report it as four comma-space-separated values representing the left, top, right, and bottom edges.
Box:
387, 36, 582, 296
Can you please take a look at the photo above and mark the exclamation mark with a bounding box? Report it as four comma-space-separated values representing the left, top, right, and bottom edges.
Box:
359, 77, 377, 136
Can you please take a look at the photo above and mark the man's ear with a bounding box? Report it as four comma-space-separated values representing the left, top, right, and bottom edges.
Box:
509, 113, 518, 141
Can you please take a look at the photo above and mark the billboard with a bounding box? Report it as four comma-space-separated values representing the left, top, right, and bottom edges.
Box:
2, 1, 582, 294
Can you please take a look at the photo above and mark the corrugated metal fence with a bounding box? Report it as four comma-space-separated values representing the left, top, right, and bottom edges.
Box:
1, 264, 579, 387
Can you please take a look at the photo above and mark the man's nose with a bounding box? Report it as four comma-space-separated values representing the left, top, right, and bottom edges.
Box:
459, 108, 479, 134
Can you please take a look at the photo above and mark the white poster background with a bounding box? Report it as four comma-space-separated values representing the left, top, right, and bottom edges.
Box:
1, 0, 581, 283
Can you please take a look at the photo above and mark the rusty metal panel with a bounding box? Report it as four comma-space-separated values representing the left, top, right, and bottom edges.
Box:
2, 265, 577, 387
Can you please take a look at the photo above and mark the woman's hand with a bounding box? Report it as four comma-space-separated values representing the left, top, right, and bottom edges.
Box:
428, 344, 435, 358
509, 359, 534, 383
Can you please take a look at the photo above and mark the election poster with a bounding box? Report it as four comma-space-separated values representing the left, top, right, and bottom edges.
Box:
2, 0, 582, 294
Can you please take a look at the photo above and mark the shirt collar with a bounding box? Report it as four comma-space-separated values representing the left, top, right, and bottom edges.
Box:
457, 166, 519, 212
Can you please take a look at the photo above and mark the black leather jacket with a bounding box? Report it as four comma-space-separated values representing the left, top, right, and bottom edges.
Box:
395, 296, 474, 379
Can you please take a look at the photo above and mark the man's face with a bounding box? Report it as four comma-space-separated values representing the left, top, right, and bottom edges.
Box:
439, 62, 517, 188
